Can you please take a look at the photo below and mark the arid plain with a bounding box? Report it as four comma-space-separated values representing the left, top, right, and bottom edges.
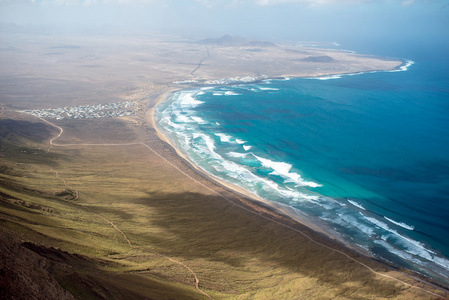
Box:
1, 33, 448, 299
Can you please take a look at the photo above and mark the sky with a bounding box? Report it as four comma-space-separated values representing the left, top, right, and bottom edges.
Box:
1, 0, 449, 56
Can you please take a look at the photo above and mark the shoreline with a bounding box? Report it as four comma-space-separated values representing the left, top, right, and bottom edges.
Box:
148, 88, 343, 241
172, 58, 409, 88
146, 58, 411, 240
148, 56, 412, 232
147, 80, 449, 294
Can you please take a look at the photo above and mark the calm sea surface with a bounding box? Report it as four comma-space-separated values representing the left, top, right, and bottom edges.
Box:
157, 51, 449, 285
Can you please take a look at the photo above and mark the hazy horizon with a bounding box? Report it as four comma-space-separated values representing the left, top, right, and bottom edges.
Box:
1, 0, 448, 56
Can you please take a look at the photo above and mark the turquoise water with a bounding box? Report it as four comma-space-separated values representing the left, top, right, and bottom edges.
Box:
157, 57, 449, 285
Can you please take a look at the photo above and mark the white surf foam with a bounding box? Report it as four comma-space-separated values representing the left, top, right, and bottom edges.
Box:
394, 231, 436, 255
378, 234, 449, 271
401, 60, 415, 71
389, 60, 415, 72
312, 199, 338, 210
373, 239, 422, 265
254, 155, 291, 174
295, 192, 320, 202
348, 199, 366, 210
337, 213, 375, 236
225, 91, 240, 96
191, 116, 207, 124
183, 135, 191, 148
215, 133, 232, 143
288, 193, 320, 202
191, 133, 220, 158
236, 139, 246, 144
243, 145, 252, 151
205, 155, 321, 204
384, 216, 415, 230
202, 134, 216, 152
254, 176, 318, 202
361, 214, 430, 255
316, 74, 342, 80
161, 117, 186, 131
253, 155, 321, 188
360, 212, 391, 232
176, 115, 193, 123
259, 87, 279, 91
359, 212, 449, 269
178, 92, 204, 108
227, 152, 248, 158
432, 256, 449, 273
378, 234, 449, 273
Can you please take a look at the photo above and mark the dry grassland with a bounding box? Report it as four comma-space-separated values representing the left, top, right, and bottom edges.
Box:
1, 111, 447, 299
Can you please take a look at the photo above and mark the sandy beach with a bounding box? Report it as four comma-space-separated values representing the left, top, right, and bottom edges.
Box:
149, 89, 347, 241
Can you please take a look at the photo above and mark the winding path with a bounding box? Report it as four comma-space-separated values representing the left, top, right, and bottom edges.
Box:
33, 115, 213, 299
191, 47, 210, 78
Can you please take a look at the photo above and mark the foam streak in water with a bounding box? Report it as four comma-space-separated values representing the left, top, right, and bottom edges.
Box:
253, 154, 322, 188
359, 213, 449, 271
227, 152, 248, 158
384, 216, 415, 230
215, 133, 232, 143
348, 199, 366, 210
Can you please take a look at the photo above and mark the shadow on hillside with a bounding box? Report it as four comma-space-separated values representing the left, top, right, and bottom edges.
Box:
0, 227, 204, 300
131, 191, 401, 297
86, 203, 135, 220
0, 119, 58, 143
0, 119, 66, 167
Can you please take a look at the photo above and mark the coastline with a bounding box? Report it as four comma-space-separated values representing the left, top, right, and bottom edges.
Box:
147, 88, 343, 241
170, 58, 408, 87
147, 81, 449, 295
145, 66, 448, 293
146, 57, 411, 243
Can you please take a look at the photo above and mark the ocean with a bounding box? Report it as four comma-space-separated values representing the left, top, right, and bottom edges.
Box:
156, 47, 449, 285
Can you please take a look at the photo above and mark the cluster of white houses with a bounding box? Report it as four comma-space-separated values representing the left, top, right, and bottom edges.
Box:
204, 76, 265, 85
173, 75, 265, 86
20, 101, 137, 120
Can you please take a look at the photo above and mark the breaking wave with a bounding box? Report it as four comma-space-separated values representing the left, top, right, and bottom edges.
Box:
384, 216, 415, 231
348, 199, 366, 210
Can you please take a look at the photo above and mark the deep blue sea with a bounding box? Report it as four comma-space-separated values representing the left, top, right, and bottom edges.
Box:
156, 47, 449, 285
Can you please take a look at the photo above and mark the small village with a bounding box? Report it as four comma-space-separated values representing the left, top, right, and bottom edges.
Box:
204, 76, 265, 85
173, 75, 265, 86
20, 101, 137, 120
